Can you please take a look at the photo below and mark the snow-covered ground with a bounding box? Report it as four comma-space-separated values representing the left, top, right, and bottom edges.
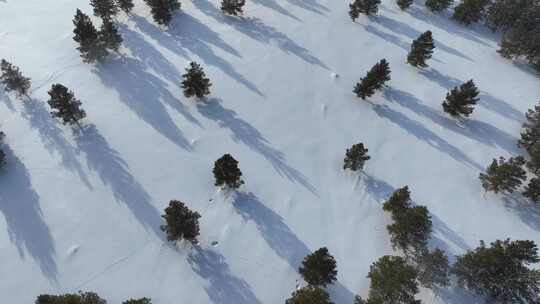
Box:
1, 0, 539, 303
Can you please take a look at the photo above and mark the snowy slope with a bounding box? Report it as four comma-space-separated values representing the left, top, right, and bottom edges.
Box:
1, 0, 540, 303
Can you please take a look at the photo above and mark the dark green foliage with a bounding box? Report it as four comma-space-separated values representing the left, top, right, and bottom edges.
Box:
99, 20, 123, 53
523, 177, 540, 202
519, 103, 540, 152
123, 298, 152, 304
353, 59, 391, 100
343, 143, 370, 171
396, 0, 413, 10
452, 0, 490, 25
367, 255, 420, 304
35, 292, 106, 304
526, 143, 540, 174
160, 200, 201, 243
47, 84, 86, 127
213, 154, 244, 189
425, 0, 453, 12
182, 62, 212, 98
479, 156, 526, 194
73, 9, 108, 63
486, 0, 535, 32
415, 248, 450, 288
349, 1, 360, 21
221, 0, 246, 16
90, 0, 119, 20
382, 186, 412, 214
144, 0, 181, 26
299, 247, 338, 287
442, 80, 479, 118
349, 0, 381, 19
0, 59, 31, 98
452, 239, 540, 303
116, 0, 135, 14
407, 31, 435, 67
353, 296, 382, 304
285, 286, 334, 304
0, 131, 5, 168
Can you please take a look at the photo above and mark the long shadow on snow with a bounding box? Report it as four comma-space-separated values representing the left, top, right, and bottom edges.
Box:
197, 98, 317, 195
232, 192, 354, 303
249, 0, 302, 21
132, 14, 264, 97
383, 88, 519, 155
188, 246, 262, 304
74, 125, 163, 238
0, 89, 15, 111
93, 57, 193, 150
0, 144, 58, 281
503, 194, 540, 232
191, 0, 328, 70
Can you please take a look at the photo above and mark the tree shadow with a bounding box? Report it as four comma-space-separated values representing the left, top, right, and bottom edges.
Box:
93, 57, 193, 150
383, 88, 519, 155
0, 89, 15, 111
284, 0, 328, 15
74, 124, 163, 238
0, 144, 58, 281
188, 246, 262, 304
132, 14, 264, 97
365, 23, 411, 52
503, 194, 540, 232
197, 98, 317, 195
232, 192, 354, 303
20, 100, 92, 189
372, 104, 483, 169
360, 172, 395, 203
429, 214, 470, 263
250, 0, 302, 21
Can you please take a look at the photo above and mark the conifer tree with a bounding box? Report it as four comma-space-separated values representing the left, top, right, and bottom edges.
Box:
0, 59, 31, 99
442, 80, 479, 118
213, 154, 244, 189
382, 186, 412, 214
452, 0, 490, 25
144, 0, 181, 26
47, 84, 87, 128
523, 177, 540, 203
90, 0, 119, 20
485, 0, 533, 32
415, 248, 450, 288
182, 62, 212, 98
123, 299, 151, 304
425, 0, 453, 13
387, 205, 432, 255
0, 131, 5, 169
160, 200, 201, 243
353, 59, 391, 100
285, 286, 333, 304
299, 247, 338, 287
221, 0, 246, 16
407, 31, 435, 67
367, 256, 420, 304
116, 0, 135, 14
518, 103, 540, 152
397, 0, 413, 10
343, 143, 370, 171
73, 9, 108, 63
350, 0, 382, 16
349, 1, 361, 21
99, 20, 123, 53
479, 156, 527, 194
526, 143, 540, 174
36, 292, 106, 304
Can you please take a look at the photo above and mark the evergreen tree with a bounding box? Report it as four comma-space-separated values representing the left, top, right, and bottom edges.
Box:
442, 80, 479, 118
144, 0, 181, 26
0, 59, 31, 99
343, 143, 370, 171
452, 0, 490, 25
90, 0, 119, 20
518, 103, 540, 151
36, 292, 106, 304
116, 0, 135, 14
285, 286, 334, 304
221, 0, 246, 16
182, 62, 212, 98
526, 143, 540, 174
382, 186, 412, 214
353, 296, 383, 304
99, 20, 123, 53
479, 156, 527, 194
213, 154, 244, 189
73, 9, 108, 63
349, 1, 361, 21
123, 298, 152, 304
387, 205, 432, 255
485, 0, 533, 32
299, 247, 338, 287
523, 177, 540, 203
397, 0, 413, 10
415, 248, 450, 288
353, 59, 391, 100
367, 256, 420, 304
47, 84, 87, 127
349, 0, 381, 18
452, 239, 540, 304
0, 131, 5, 169
425, 0, 453, 13
407, 31, 435, 67
160, 200, 201, 243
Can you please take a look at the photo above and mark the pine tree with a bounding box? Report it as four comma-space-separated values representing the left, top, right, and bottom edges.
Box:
349, 1, 361, 21
425, 0, 453, 13
213, 154, 244, 189
382, 186, 412, 214
221, 0, 246, 16
90, 0, 119, 20
526, 143, 540, 174
0, 131, 6, 169
285, 286, 334, 304
123, 298, 152, 304
349, 0, 382, 17
116, 0, 135, 14
407, 31, 435, 68
479, 156, 527, 194
523, 177, 540, 203
353, 59, 391, 100
442, 80, 479, 118
73, 9, 108, 63
47, 84, 87, 127
397, 0, 413, 10
144, 0, 181, 26
415, 248, 450, 288
519, 103, 540, 151
36, 292, 106, 304
0, 59, 31, 99
452, 239, 540, 304
160, 200, 201, 243
343, 143, 370, 171
99, 20, 123, 53
367, 256, 420, 304
299, 247, 338, 287
485, 0, 533, 32
452, 0, 490, 25
182, 62, 212, 98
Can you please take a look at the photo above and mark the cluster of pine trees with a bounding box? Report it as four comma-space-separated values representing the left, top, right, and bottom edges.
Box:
35, 292, 151, 304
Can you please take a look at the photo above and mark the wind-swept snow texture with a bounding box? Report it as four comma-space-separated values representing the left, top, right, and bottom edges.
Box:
1, 0, 539, 303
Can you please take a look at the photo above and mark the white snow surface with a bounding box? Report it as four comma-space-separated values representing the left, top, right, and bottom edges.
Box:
1, 0, 540, 303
